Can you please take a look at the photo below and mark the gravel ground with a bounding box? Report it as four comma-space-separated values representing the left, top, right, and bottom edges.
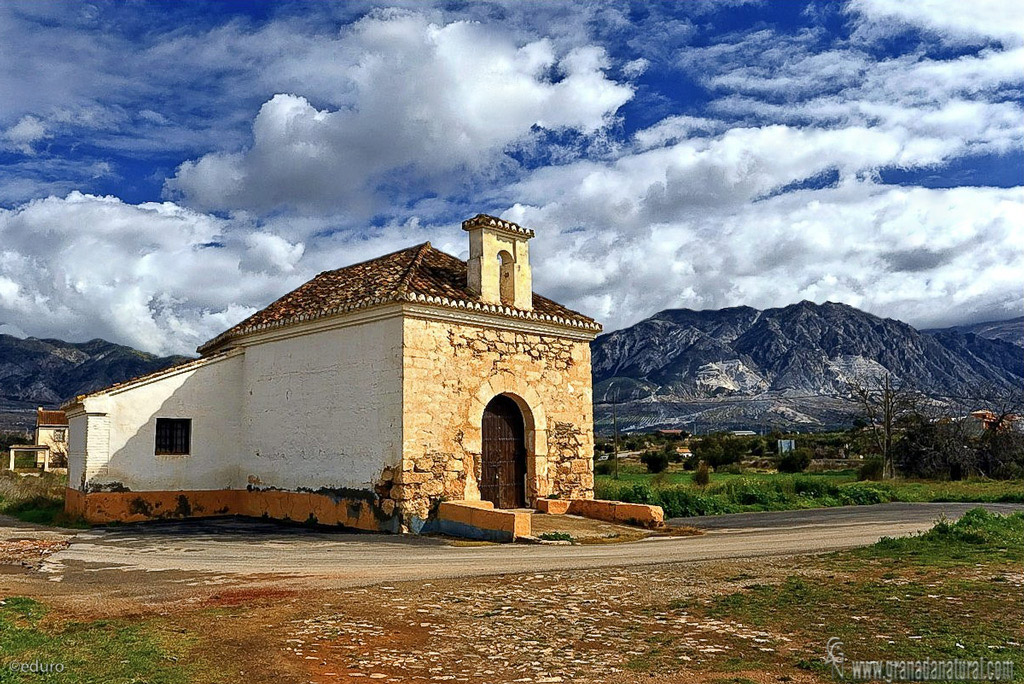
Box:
282, 560, 821, 683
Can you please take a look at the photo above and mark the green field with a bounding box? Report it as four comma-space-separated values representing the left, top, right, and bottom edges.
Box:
596, 463, 1024, 518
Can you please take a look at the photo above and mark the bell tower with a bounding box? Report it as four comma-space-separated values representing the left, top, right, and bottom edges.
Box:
462, 214, 534, 310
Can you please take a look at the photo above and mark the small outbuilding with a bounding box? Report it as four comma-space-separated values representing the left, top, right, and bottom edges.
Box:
7, 408, 68, 471
64, 215, 602, 533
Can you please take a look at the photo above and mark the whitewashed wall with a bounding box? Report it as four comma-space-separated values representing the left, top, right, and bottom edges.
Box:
66, 412, 90, 488
240, 316, 404, 492
70, 315, 404, 495
73, 354, 244, 491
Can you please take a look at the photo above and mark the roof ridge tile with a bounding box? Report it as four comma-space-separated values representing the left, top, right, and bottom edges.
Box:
395, 241, 431, 299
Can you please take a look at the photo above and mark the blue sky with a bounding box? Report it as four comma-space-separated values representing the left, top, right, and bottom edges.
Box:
0, 0, 1021, 355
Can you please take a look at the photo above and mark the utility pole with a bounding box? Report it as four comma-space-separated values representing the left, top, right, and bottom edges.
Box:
612, 390, 620, 480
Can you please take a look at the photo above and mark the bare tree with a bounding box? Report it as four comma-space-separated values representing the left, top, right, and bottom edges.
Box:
848, 373, 920, 479
968, 384, 1024, 479
611, 388, 621, 480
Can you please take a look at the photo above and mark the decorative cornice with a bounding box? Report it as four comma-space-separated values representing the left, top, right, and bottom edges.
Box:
461, 213, 535, 239
400, 303, 600, 342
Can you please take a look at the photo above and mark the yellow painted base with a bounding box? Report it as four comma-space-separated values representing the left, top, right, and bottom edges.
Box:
65, 487, 398, 532
535, 497, 664, 529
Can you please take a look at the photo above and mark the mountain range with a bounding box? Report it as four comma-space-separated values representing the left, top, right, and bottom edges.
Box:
0, 335, 186, 432
592, 302, 1023, 433
0, 303, 1020, 435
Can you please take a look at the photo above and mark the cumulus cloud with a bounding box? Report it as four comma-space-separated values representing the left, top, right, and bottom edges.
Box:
165, 11, 633, 214
505, 180, 1024, 332
0, 193, 310, 355
0, 0, 1020, 355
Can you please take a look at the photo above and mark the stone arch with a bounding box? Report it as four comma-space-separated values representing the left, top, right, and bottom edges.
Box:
465, 376, 549, 503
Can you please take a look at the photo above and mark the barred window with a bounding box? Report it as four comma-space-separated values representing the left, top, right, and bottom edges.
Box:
52, 429, 66, 443
155, 418, 191, 455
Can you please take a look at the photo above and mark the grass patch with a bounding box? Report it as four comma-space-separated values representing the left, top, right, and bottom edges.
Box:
537, 531, 574, 543
667, 509, 1024, 678
0, 472, 84, 527
857, 507, 1024, 566
0, 596, 217, 683
596, 467, 1024, 518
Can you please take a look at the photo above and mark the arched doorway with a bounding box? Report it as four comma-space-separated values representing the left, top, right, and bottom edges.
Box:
480, 394, 527, 508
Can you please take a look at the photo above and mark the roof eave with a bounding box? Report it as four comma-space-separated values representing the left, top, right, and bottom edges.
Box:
198, 294, 601, 353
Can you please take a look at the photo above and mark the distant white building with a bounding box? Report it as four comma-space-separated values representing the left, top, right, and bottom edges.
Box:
6, 408, 68, 471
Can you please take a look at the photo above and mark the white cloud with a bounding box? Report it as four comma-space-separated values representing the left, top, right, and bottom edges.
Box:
241, 232, 305, 274
166, 11, 633, 214
504, 178, 1024, 332
621, 58, 650, 79
848, 0, 1024, 46
673, 14, 1024, 180
3, 116, 49, 154
0, 0, 1020, 354
0, 193, 311, 355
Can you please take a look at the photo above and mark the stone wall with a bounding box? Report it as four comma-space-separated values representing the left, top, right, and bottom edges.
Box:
398, 315, 596, 529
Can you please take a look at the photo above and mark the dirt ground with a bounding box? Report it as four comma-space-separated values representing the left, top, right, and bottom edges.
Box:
0, 550, 828, 683
1, 504, 1020, 683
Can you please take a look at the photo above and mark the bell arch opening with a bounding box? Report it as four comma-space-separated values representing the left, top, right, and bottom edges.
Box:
497, 250, 515, 306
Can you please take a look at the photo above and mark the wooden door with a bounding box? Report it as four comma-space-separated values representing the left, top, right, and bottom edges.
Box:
480, 395, 527, 508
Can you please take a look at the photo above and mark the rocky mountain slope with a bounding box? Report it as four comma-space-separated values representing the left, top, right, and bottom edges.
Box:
0, 335, 187, 431
925, 316, 1024, 349
1, 303, 1019, 435
592, 302, 1023, 432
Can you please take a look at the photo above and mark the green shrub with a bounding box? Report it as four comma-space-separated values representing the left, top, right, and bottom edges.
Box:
594, 459, 614, 476
628, 483, 655, 504
2, 495, 64, 524
720, 463, 743, 475
713, 478, 788, 507
693, 461, 711, 488
640, 451, 669, 474
0, 472, 72, 526
693, 433, 746, 469
777, 447, 813, 473
659, 488, 737, 517
859, 457, 885, 481
793, 477, 839, 498
839, 483, 891, 506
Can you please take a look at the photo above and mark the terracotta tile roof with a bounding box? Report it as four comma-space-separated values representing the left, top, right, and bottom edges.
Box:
198, 242, 600, 355
36, 409, 67, 426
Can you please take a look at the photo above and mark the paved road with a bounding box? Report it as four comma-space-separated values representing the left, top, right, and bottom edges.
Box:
34, 502, 1021, 587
